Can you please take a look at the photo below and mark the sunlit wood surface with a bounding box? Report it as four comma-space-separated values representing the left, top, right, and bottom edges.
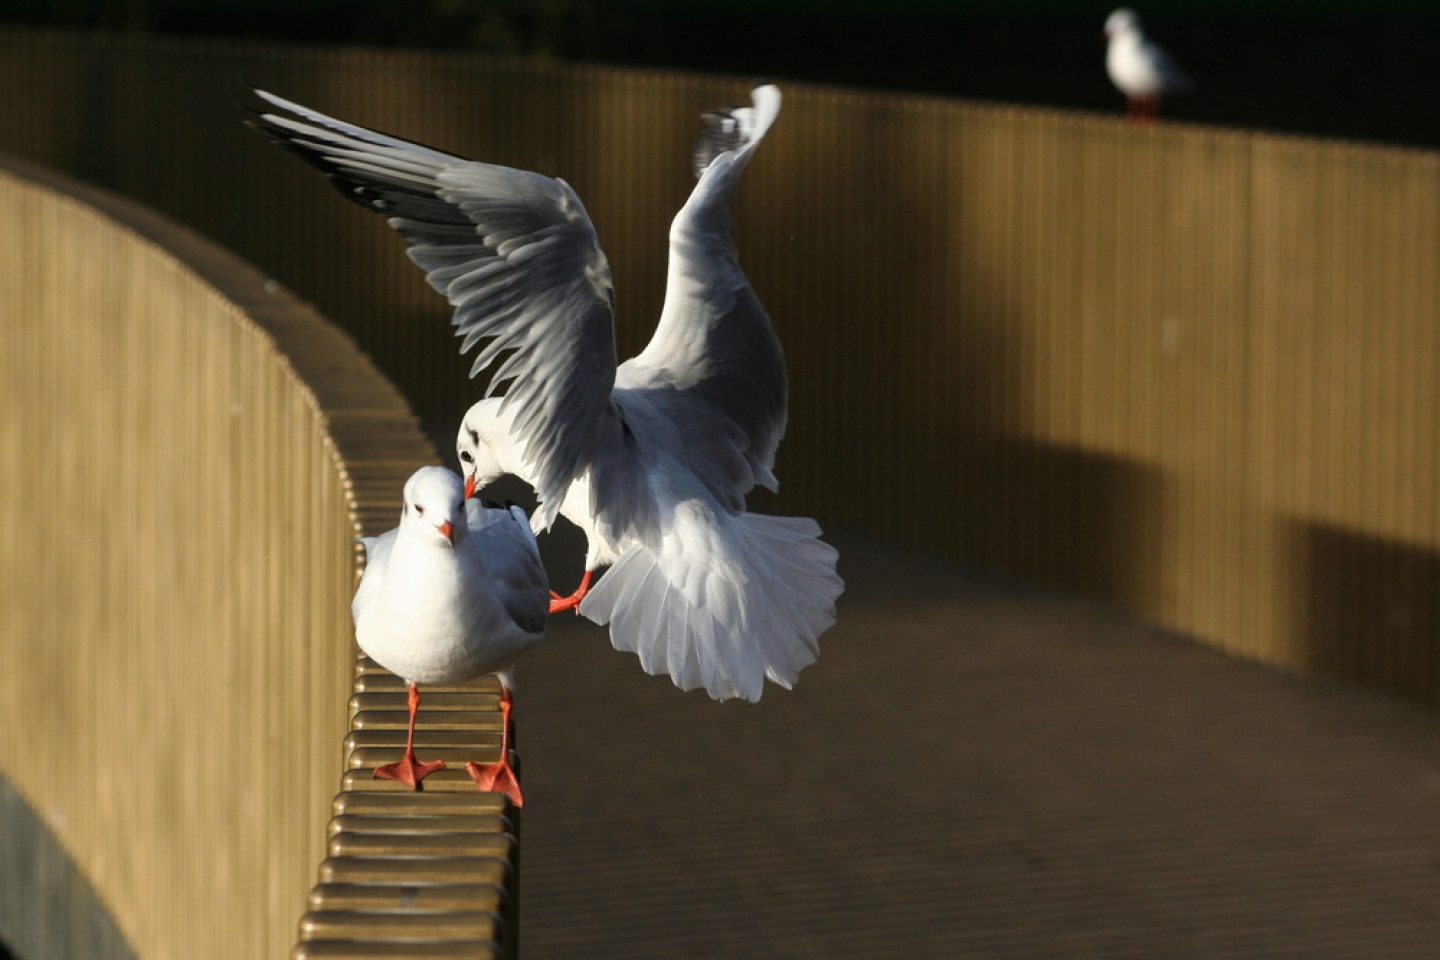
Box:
0, 155, 434, 960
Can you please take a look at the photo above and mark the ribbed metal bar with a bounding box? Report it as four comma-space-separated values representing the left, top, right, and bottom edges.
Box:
291, 651, 521, 959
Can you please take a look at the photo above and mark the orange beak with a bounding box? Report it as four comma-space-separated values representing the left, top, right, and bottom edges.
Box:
437, 520, 454, 544
464, 475, 477, 499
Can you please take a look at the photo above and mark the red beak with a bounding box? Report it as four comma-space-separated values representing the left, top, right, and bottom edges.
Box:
437, 520, 454, 544
464, 475, 477, 499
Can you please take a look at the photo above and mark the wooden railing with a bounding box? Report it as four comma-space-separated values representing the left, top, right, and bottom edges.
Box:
0, 154, 520, 959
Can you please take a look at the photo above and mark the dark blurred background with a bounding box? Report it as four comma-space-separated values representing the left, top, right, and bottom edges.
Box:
3, 0, 1440, 148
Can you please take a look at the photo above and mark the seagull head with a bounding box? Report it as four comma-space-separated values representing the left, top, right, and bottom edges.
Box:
1104, 8, 1140, 39
401, 466, 468, 547
456, 398, 516, 499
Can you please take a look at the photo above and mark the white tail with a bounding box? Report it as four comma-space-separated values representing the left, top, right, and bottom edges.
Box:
580, 510, 843, 702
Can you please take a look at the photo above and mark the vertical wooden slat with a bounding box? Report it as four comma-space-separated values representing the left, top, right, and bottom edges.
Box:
0, 157, 439, 960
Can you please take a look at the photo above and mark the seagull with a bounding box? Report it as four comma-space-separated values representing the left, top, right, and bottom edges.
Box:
352, 466, 548, 804
1104, 8, 1194, 124
248, 83, 843, 703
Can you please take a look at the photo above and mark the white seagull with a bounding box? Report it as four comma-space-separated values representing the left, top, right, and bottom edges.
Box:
352, 466, 548, 803
1104, 8, 1194, 124
249, 83, 843, 704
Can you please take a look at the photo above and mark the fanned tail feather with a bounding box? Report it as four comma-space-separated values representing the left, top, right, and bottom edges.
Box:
580, 511, 843, 702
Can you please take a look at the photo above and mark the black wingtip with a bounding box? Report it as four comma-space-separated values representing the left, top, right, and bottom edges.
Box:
234, 79, 266, 118
241, 109, 290, 150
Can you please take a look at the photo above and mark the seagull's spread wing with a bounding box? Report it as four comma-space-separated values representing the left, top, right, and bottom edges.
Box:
248, 89, 634, 536
616, 84, 788, 512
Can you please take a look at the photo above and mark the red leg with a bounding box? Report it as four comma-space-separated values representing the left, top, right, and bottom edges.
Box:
374, 682, 446, 789
468, 688, 523, 807
549, 568, 594, 614
1127, 95, 1160, 127
1139, 94, 1160, 125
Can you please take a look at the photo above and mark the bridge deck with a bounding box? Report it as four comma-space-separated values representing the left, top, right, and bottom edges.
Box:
517, 531, 1440, 958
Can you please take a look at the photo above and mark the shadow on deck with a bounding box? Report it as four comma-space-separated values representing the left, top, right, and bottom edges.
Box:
515, 528, 1440, 959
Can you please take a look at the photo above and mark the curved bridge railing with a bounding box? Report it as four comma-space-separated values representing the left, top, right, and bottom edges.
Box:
0, 155, 517, 959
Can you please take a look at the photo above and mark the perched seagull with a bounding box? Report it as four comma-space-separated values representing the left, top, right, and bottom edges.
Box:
248, 83, 843, 704
352, 466, 548, 804
1104, 8, 1194, 124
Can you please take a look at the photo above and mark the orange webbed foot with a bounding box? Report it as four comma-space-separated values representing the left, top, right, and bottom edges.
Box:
374, 754, 446, 789
467, 759, 523, 807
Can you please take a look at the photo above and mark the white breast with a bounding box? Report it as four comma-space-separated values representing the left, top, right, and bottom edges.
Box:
355, 529, 539, 685
1107, 36, 1165, 97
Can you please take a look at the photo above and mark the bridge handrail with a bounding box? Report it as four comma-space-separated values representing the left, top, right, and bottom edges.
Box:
0, 154, 517, 959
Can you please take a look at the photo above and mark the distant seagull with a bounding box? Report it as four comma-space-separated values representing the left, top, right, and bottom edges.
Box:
249, 84, 843, 704
352, 467, 548, 804
1105, 8, 1195, 124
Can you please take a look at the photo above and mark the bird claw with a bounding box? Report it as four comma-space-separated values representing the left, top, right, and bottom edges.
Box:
374, 754, 446, 789
548, 569, 594, 615
549, 593, 584, 614
467, 759, 524, 807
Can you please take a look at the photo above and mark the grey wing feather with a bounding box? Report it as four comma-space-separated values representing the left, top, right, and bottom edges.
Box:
248, 89, 644, 538
617, 84, 787, 512
468, 500, 550, 636
1148, 42, 1196, 93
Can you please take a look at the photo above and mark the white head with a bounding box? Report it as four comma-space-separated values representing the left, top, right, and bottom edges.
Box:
1105, 8, 1140, 38
401, 466, 468, 547
456, 398, 516, 499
